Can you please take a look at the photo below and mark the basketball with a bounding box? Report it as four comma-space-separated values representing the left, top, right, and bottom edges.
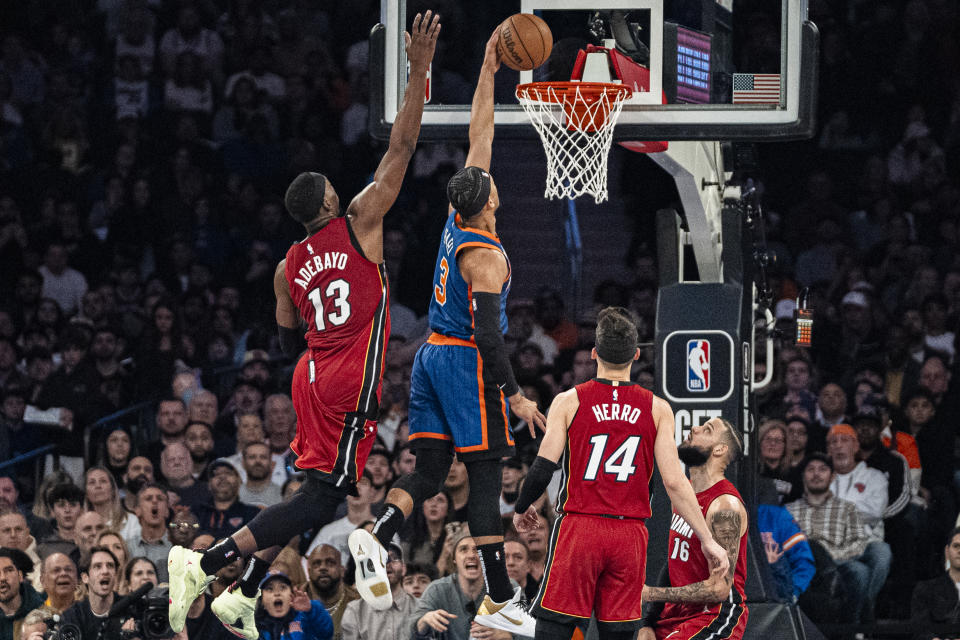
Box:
497, 13, 553, 71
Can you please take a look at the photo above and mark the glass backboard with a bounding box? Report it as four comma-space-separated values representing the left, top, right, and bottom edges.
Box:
370, 0, 818, 141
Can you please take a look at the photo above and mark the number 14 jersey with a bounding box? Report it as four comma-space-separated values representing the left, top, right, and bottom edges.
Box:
557, 379, 658, 519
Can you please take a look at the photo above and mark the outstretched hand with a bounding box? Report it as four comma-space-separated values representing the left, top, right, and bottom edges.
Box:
291, 586, 312, 612
482, 27, 502, 72
405, 10, 441, 70
512, 505, 540, 533
509, 393, 546, 438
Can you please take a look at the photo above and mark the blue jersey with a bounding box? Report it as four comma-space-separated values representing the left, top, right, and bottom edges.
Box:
428, 212, 511, 340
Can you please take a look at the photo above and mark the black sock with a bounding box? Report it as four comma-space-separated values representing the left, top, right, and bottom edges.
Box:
200, 537, 240, 575
238, 555, 271, 598
371, 504, 405, 547
476, 542, 514, 603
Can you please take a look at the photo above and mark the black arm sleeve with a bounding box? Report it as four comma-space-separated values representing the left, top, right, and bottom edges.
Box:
514, 456, 559, 514
640, 561, 669, 627
278, 325, 306, 357
472, 292, 520, 397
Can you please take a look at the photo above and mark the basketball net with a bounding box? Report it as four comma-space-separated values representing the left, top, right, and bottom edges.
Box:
516, 82, 631, 203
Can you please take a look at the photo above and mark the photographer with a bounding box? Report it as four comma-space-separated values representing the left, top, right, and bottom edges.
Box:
61, 547, 121, 640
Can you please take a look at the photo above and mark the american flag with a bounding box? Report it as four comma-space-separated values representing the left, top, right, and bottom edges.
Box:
732, 73, 781, 104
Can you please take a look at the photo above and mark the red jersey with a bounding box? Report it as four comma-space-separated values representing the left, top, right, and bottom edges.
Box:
556, 379, 657, 519
284, 218, 390, 414
660, 478, 748, 625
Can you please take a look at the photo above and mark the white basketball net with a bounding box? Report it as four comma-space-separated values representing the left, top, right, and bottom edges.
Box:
516, 82, 631, 203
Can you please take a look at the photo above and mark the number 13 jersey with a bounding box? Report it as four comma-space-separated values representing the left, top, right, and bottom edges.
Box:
284, 217, 390, 414
557, 379, 658, 519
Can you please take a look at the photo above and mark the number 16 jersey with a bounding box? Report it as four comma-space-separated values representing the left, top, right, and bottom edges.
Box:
557, 379, 658, 519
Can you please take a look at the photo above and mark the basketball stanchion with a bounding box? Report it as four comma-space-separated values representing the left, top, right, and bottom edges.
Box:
516, 81, 631, 203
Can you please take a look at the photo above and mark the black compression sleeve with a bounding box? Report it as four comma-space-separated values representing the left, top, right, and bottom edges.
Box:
515, 456, 559, 514
278, 325, 305, 357
472, 292, 520, 397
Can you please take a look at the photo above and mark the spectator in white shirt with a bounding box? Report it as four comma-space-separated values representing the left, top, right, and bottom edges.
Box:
307, 472, 376, 564
826, 423, 892, 623
237, 442, 282, 508
159, 6, 224, 85
38, 242, 87, 316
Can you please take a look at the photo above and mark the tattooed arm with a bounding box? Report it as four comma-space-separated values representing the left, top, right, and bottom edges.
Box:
642, 563, 728, 603
643, 495, 747, 604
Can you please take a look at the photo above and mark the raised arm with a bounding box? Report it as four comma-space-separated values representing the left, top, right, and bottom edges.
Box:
652, 397, 730, 577
348, 11, 440, 236
465, 29, 501, 171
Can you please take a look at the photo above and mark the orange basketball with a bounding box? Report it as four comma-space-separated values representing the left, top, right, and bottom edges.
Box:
497, 13, 553, 71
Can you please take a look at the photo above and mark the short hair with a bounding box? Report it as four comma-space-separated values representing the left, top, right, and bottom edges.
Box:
157, 396, 186, 411
594, 307, 638, 366
800, 451, 833, 474
81, 546, 118, 574
946, 526, 960, 547
184, 420, 214, 436
284, 172, 328, 223
136, 482, 168, 503
717, 419, 743, 463
241, 441, 271, 457
404, 562, 438, 581
903, 387, 936, 407
367, 447, 392, 464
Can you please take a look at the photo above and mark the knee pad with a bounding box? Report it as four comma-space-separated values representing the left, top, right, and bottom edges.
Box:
393, 447, 453, 504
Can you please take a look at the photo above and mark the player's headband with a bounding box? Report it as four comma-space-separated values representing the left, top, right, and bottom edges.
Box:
285, 172, 328, 221
447, 166, 491, 217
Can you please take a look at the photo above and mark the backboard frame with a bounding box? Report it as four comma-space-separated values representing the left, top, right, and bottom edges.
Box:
369, 0, 818, 142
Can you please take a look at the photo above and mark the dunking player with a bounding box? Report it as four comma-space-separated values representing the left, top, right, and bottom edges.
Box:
510, 307, 729, 640
347, 28, 546, 636
639, 417, 750, 640
166, 11, 441, 640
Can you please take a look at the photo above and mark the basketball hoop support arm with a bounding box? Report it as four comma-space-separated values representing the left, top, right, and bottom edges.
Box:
647, 140, 739, 284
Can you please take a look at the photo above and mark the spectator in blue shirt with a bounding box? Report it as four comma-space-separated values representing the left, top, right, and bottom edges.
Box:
255, 572, 333, 640
757, 480, 815, 601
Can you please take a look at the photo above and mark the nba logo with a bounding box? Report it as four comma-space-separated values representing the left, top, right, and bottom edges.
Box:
686, 340, 710, 392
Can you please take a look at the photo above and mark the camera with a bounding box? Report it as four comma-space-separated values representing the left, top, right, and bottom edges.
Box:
123, 586, 173, 640
43, 615, 81, 640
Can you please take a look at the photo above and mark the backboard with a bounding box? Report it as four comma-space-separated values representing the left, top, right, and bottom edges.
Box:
370, 0, 818, 141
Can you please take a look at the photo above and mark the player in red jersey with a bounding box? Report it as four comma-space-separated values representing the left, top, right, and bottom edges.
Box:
512, 307, 729, 640
166, 11, 441, 640
639, 417, 750, 640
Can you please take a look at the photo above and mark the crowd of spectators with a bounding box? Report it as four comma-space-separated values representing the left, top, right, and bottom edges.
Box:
0, 0, 959, 639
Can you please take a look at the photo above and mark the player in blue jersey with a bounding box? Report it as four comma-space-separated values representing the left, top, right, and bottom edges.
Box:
347, 29, 545, 636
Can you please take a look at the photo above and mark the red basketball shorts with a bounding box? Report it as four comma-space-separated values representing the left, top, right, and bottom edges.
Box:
654, 603, 748, 640
531, 513, 648, 626
289, 351, 378, 486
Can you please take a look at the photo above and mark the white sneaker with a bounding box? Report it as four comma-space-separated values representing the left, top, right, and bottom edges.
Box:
211, 585, 260, 640
347, 529, 392, 611
473, 586, 537, 638
167, 545, 215, 632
